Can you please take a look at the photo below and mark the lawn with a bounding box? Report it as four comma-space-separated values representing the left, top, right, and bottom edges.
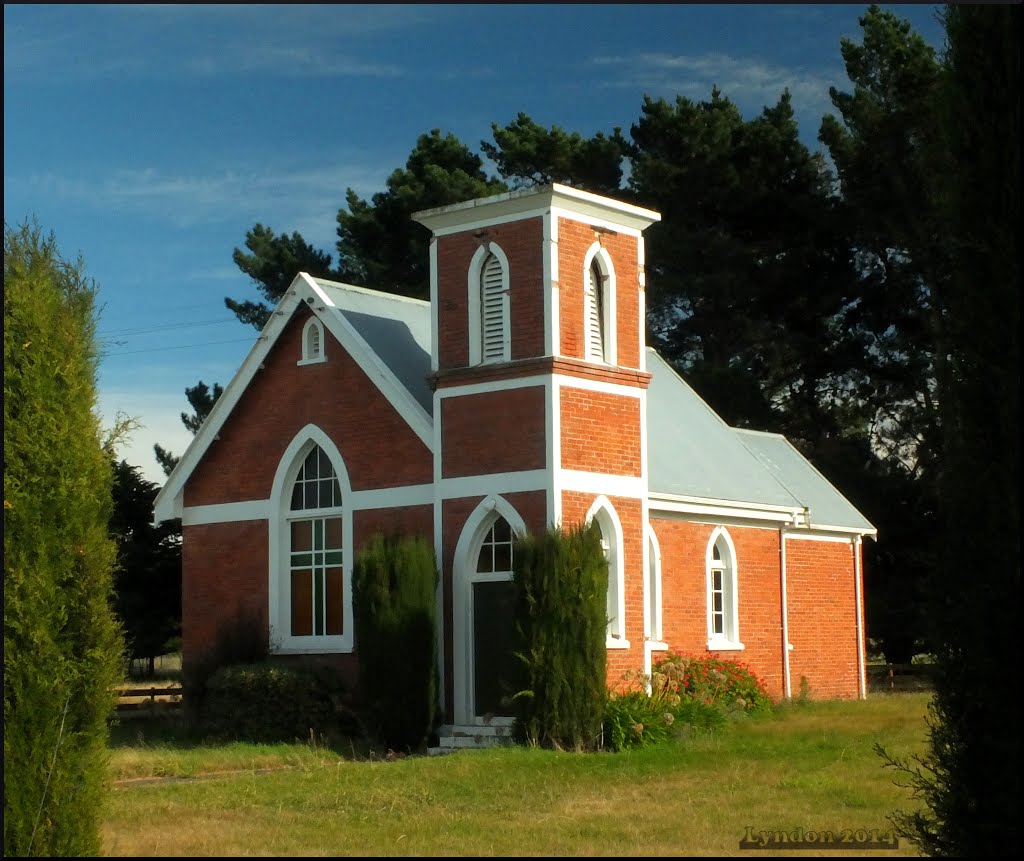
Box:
102, 691, 930, 856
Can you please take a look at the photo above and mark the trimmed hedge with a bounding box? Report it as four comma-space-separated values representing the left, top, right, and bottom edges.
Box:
352, 533, 438, 752
198, 662, 351, 744
512, 522, 608, 751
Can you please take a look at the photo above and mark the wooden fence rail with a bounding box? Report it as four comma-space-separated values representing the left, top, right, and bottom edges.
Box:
114, 685, 183, 718
866, 662, 936, 691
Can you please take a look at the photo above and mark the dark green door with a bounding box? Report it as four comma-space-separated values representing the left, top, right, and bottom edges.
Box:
472, 579, 518, 717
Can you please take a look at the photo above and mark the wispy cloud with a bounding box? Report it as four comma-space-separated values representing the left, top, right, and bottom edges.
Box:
591, 51, 841, 118
5, 159, 388, 242
4, 5, 438, 83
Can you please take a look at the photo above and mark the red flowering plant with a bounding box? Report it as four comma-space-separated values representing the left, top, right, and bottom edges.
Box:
651, 652, 773, 716
603, 665, 724, 751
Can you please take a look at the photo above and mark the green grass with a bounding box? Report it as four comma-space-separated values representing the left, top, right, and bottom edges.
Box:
102, 692, 930, 856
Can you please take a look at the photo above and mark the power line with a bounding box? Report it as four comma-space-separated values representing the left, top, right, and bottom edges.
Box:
98, 317, 237, 337
104, 337, 255, 357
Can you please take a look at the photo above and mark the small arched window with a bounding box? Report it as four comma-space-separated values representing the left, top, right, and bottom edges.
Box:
647, 527, 663, 644
707, 527, 742, 649
586, 496, 627, 647
299, 318, 326, 365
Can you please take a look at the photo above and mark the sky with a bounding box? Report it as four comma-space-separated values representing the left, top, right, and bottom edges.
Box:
3, 3, 947, 486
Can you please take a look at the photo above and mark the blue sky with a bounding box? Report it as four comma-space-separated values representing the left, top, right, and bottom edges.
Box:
3, 3, 946, 485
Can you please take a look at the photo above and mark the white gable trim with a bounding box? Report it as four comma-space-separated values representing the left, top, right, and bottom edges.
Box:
153, 273, 433, 523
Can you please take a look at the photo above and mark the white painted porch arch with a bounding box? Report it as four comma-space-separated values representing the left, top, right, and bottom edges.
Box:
451, 494, 527, 725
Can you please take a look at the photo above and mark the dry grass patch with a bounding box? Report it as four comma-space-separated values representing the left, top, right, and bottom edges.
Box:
103, 692, 929, 856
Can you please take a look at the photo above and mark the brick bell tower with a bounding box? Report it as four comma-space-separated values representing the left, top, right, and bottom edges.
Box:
414, 185, 661, 728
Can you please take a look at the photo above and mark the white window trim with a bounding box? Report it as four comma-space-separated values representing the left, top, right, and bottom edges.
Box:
467, 243, 511, 366
297, 316, 327, 365
585, 495, 629, 649
452, 495, 527, 726
582, 242, 616, 365
706, 526, 744, 651
268, 425, 353, 654
646, 525, 664, 645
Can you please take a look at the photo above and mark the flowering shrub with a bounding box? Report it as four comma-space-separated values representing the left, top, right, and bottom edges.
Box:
603, 690, 675, 751
652, 652, 773, 715
603, 665, 725, 751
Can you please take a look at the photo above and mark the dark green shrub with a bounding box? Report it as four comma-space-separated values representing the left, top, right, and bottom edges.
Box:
198, 662, 350, 744
652, 652, 773, 715
183, 608, 269, 726
512, 522, 607, 751
352, 533, 438, 752
4, 222, 125, 856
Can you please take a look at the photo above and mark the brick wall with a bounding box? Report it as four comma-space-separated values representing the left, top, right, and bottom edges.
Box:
185, 307, 432, 507
435, 218, 545, 370
181, 520, 268, 670
556, 218, 641, 368
559, 386, 642, 476
441, 386, 546, 477
785, 538, 861, 699
353, 504, 433, 556
650, 518, 786, 700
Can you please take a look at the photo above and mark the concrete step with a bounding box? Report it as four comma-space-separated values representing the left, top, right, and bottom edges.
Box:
429, 723, 516, 754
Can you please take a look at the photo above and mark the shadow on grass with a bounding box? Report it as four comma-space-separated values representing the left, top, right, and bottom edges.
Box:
107, 714, 403, 762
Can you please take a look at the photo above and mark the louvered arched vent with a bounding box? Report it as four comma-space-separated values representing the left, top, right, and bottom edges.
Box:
481, 252, 506, 363
587, 259, 606, 362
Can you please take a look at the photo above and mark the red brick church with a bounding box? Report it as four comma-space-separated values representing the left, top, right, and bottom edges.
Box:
154, 184, 876, 744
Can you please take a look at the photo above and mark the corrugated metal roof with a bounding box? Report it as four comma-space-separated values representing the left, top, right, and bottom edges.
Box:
295, 282, 872, 533
733, 428, 876, 533
645, 348, 802, 508
313, 278, 433, 415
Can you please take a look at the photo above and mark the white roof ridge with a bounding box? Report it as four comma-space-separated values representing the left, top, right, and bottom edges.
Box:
311, 275, 431, 308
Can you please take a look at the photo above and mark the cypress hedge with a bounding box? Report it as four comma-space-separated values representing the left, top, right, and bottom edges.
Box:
4, 222, 124, 856
352, 533, 438, 752
511, 521, 607, 750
